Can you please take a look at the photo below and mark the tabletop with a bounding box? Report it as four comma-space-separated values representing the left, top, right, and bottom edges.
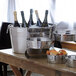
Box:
0, 48, 76, 76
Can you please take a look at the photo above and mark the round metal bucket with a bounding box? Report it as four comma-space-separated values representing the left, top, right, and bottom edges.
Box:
9, 26, 28, 53
47, 55, 67, 64
66, 55, 76, 68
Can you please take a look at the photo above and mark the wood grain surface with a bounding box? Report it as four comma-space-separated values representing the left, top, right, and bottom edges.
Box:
61, 41, 76, 51
0, 47, 76, 76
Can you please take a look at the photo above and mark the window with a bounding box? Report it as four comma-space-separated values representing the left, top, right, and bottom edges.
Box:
0, 0, 8, 23
0, 0, 54, 24
55, 0, 76, 29
15, 0, 52, 23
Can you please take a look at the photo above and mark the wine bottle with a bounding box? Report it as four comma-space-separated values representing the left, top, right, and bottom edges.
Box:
13, 11, 20, 27
42, 10, 48, 27
35, 10, 42, 27
21, 11, 28, 27
28, 9, 34, 27
54, 31, 62, 48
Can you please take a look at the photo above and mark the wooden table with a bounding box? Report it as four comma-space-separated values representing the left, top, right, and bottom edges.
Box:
0, 48, 76, 76
61, 41, 76, 51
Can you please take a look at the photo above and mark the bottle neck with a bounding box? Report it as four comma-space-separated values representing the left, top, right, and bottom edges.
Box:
22, 15, 27, 24
22, 17, 26, 27
35, 12, 41, 23
30, 13, 33, 20
36, 13, 39, 21
14, 11, 18, 22
28, 13, 34, 26
35, 10, 42, 27
13, 11, 20, 27
30, 9, 33, 20
21, 11, 27, 27
44, 13, 48, 22
22, 15, 25, 23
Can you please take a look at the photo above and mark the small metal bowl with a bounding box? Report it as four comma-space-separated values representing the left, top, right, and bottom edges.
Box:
66, 55, 76, 68
47, 55, 67, 64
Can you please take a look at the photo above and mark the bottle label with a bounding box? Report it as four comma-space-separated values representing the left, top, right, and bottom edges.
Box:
29, 39, 37, 48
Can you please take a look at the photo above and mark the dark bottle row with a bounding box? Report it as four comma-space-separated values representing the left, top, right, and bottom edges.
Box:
13, 9, 53, 28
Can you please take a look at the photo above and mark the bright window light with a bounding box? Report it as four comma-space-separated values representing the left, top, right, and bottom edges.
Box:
0, 0, 8, 22
55, 0, 76, 23
15, 0, 51, 23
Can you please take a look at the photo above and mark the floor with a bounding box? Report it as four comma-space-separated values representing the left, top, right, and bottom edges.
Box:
7, 65, 43, 76
8, 71, 43, 76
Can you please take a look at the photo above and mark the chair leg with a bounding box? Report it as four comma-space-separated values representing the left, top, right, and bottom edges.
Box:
20, 68, 23, 76
3, 64, 7, 76
0, 65, 3, 76
3, 64, 23, 76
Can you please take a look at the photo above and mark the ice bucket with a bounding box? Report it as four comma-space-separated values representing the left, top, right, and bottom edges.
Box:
66, 55, 76, 67
26, 27, 52, 57
9, 26, 28, 53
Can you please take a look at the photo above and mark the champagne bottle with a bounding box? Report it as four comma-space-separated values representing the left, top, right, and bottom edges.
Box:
13, 11, 20, 27
21, 11, 28, 27
35, 10, 42, 27
28, 9, 34, 27
42, 10, 48, 27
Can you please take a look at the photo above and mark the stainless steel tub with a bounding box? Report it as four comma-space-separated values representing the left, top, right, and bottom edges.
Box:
47, 55, 67, 64
66, 55, 76, 68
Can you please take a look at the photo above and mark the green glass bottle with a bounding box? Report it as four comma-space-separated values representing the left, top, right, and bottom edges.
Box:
21, 11, 28, 27
13, 11, 20, 27
42, 10, 48, 27
35, 10, 42, 27
28, 9, 34, 27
